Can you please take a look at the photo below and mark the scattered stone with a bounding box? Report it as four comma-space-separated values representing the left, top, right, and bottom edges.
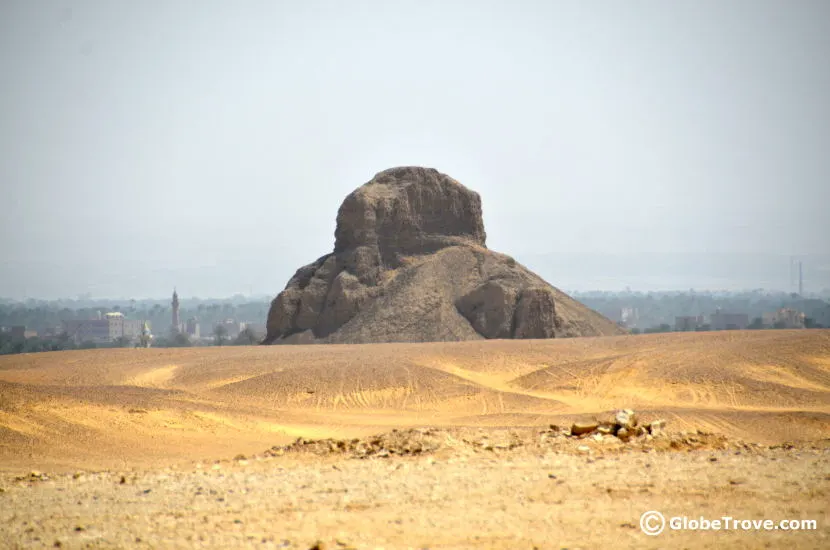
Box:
270, 428, 445, 459
570, 421, 599, 436
577, 445, 591, 453
647, 419, 667, 435
615, 409, 638, 429
19, 471, 49, 482
556, 410, 671, 444
257, 419, 740, 462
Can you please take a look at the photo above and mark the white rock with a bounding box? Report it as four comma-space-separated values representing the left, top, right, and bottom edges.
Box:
615, 409, 637, 429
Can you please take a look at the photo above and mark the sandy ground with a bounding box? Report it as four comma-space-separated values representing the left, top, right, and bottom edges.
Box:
0, 330, 829, 548
1, 435, 828, 549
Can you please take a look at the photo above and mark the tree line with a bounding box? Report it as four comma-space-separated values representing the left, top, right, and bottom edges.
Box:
572, 289, 829, 331
0, 325, 263, 355
0, 300, 269, 337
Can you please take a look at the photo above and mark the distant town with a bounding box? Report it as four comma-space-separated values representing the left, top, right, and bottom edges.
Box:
0, 289, 268, 354
572, 288, 830, 333
0, 288, 828, 355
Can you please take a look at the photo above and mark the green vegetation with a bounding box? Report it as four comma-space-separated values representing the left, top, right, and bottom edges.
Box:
0, 331, 133, 355
0, 299, 268, 338
1, 291, 826, 354
213, 324, 228, 346
234, 326, 259, 345
643, 323, 672, 334
0, 297, 270, 354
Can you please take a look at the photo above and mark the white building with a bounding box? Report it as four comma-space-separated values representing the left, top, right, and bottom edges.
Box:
762, 308, 806, 329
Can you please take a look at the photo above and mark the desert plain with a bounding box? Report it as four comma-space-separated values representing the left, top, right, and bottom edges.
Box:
1, 329, 829, 549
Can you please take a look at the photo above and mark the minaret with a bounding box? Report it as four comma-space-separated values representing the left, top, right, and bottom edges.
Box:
798, 261, 803, 296
171, 288, 180, 333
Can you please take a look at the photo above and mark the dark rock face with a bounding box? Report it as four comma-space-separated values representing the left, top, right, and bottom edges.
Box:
455, 280, 519, 340
264, 167, 623, 344
334, 167, 486, 266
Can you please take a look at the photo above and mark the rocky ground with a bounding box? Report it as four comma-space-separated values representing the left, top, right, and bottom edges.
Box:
2, 426, 828, 549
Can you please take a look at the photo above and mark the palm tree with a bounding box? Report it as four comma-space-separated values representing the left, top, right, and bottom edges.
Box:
235, 326, 258, 345
213, 324, 228, 346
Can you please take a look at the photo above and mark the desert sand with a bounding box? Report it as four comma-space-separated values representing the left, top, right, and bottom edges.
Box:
1, 330, 829, 548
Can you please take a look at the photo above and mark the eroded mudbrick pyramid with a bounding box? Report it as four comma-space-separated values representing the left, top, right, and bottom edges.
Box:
264, 167, 623, 344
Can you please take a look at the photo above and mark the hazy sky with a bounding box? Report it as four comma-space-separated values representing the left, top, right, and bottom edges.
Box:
2, 0, 829, 299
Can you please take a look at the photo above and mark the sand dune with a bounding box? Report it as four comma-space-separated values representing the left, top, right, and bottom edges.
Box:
0, 330, 829, 471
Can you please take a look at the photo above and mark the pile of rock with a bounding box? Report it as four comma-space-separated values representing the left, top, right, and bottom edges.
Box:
265, 428, 445, 459
252, 420, 758, 461
15, 471, 49, 482
559, 409, 667, 442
